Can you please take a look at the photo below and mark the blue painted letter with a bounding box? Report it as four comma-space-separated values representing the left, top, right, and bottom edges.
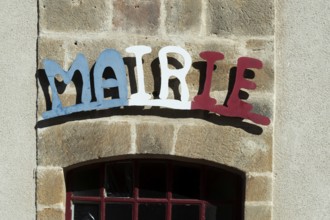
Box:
43, 53, 91, 118
93, 49, 128, 109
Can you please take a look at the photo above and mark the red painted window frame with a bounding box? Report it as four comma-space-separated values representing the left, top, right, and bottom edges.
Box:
65, 159, 244, 220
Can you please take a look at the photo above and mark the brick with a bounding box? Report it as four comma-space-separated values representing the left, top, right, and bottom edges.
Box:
207, 0, 274, 36
136, 122, 174, 154
37, 208, 64, 220
174, 122, 273, 172
245, 205, 272, 220
39, 0, 110, 32
38, 121, 132, 167
165, 0, 202, 34
37, 167, 65, 206
113, 0, 161, 35
246, 175, 272, 201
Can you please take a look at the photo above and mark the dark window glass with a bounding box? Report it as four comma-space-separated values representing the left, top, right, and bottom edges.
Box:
106, 203, 132, 220
172, 204, 199, 220
205, 168, 239, 201
74, 203, 99, 220
70, 166, 100, 196
206, 204, 235, 220
139, 162, 167, 198
173, 165, 200, 199
106, 162, 133, 197
138, 203, 166, 220
66, 160, 244, 220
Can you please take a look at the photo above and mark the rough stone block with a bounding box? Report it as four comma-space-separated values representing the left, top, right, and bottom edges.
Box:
246, 175, 272, 201
245, 204, 272, 220
174, 121, 272, 172
113, 0, 161, 35
37, 167, 65, 206
37, 208, 64, 220
249, 95, 273, 120
207, 0, 274, 36
38, 121, 132, 167
38, 37, 65, 69
165, 0, 202, 34
37, 95, 47, 120
136, 122, 174, 154
39, 0, 110, 32
244, 39, 274, 91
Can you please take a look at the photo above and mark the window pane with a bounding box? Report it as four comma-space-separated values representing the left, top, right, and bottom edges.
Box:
106, 162, 133, 197
70, 166, 100, 196
172, 204, 199, 220
139, 162, 167, 198
206, 204, 235, 220
205, 168, 240, 201
138, 203, 166, 220
172, 165, 200, 199
106, 203, 132, 220
74, 203, 100, 220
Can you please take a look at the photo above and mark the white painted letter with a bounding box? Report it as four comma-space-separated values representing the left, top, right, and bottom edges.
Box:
126, 45, 152, 105
158, 46, 192, 103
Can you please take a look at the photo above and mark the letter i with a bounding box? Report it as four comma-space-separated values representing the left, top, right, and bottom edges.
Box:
126, 45, 152, 103
192, 51, 224, 110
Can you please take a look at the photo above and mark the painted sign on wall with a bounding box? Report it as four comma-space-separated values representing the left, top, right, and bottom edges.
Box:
42, 46, 270, 126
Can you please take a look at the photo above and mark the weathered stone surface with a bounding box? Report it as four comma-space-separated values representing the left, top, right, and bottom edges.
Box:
165, 0, 202, 34
249, 95, 273, 119
136, 122, 174, 154
37, 208, 64, 220
37, 167, 65, 206
207, 0, 274, 36
244, 39, 274, 91
37, 95, 47, 120
245, 204, 272, 220
113, 0, 160, 35
246, 175, 272, 201
174, 121, 272, 172
38, 121, 132, 167
66, 38, 127, 67
39, 0, 110, 32
38, 37, 65, 69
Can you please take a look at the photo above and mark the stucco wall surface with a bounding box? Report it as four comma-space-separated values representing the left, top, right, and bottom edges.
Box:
0, 0, 37, 219
274, 0, 330, 219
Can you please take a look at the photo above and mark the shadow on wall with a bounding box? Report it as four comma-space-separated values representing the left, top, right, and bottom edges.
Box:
36, 56, 264, 135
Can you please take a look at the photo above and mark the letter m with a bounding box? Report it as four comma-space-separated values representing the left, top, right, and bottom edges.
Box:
42, 54, 91, 119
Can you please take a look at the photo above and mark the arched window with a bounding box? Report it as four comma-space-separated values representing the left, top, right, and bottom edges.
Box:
65, 159, 244, 220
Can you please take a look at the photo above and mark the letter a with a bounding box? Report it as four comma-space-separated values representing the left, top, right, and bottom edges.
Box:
94, 49, 128, 109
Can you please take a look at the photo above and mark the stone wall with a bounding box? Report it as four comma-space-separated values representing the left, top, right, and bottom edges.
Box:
36, 0, 274, 219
